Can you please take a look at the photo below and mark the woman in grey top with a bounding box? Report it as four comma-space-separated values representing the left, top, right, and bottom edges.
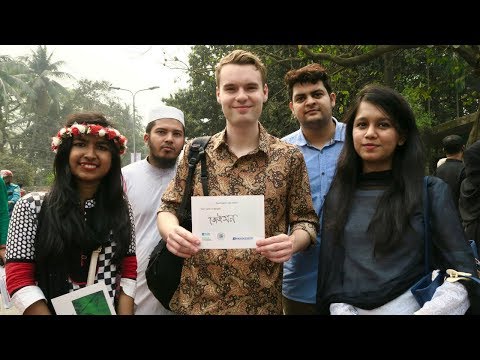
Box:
317, 84, 479, 315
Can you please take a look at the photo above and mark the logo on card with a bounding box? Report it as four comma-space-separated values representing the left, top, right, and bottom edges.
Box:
217, 232, 225, 240
232, 236, 253, 240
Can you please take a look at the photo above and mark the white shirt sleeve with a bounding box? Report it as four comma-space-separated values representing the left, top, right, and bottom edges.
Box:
11, 285, 47, 314
330, 302, 358, 315
120, 277, 136, 299
414, 280, 470, 315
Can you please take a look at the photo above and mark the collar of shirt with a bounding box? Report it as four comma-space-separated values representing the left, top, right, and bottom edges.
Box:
210, 122, 272, 159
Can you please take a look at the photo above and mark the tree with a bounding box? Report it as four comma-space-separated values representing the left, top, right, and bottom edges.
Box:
163, 45, 235, 137
165, 45, 480, 154
164, 45, 304, 138
10, 46, 74, 178
0, 152, 35, 187
62, 79, 134, 166
0, 47, 159, 186
0, 55, 35, 151
297, 45, 480, 144
20, 45, 72, 117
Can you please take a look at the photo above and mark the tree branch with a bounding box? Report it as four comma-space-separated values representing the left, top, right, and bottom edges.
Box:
298, 45, 422, 66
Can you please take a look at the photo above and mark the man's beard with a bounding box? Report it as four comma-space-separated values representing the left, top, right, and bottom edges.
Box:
149, 153, 178, 169
147, 139, 181, 169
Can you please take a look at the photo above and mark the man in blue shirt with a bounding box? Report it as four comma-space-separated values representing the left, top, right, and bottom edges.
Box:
1, 170, 21, 218
282, 64, 345, 314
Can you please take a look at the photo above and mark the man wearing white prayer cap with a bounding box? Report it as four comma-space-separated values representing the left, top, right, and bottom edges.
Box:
147, 105, 185, 129
121, 104, 186, 315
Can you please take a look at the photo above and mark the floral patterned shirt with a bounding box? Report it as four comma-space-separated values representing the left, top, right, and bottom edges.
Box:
159, 123, 318, 314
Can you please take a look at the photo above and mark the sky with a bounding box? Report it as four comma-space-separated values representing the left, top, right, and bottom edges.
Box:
0, 45, 192, 126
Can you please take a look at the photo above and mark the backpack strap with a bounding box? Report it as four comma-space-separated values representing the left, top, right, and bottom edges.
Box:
177, 136, 211, 221
423, 176, 432, 275
190, 136, 210, 197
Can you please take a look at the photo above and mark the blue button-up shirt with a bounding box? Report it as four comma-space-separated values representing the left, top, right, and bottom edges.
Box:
282, 117, 345, 304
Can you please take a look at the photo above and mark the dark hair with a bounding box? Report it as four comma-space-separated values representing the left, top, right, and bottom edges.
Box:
35, 112, 132, 264
145, 120, 157, 134
145, 118, 186, 136
326, 84, 425, 253
442, 134, 464, 155
284, 63, 332, 100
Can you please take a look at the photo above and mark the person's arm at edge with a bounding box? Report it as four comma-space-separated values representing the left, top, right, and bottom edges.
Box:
287, 147, 319, 249
157, 210, 180, 240
291, 228, 312, 253
119, 200, 136, 315
116, 289, 134, 315
9, 283, 52, 315
23, 299, 51, 315
157, 211, 200, 258
9, 184, 21, 208
0, 179, 9, 263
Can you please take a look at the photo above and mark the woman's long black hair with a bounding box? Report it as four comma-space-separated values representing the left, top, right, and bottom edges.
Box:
325, 84, 425, 254
35, 112, 132, 264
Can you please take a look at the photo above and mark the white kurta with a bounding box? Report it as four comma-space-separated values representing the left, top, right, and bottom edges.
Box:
122, 158, 177, 315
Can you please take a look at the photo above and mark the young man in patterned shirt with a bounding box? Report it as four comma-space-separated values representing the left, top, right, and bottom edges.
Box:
157, 49, 319, 315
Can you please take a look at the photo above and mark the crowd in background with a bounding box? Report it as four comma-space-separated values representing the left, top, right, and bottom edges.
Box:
1, 49, 480, 315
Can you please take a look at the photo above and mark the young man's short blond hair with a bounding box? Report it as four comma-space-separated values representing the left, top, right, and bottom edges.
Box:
214, 49, 267, 87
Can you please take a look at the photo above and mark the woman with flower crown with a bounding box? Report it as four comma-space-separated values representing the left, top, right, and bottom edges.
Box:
4, 112, 137, 315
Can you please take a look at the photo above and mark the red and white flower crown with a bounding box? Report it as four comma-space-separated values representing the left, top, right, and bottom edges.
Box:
51, 123, 128, 155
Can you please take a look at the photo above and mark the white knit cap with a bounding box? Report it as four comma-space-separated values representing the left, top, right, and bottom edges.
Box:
147, 105, 185, 128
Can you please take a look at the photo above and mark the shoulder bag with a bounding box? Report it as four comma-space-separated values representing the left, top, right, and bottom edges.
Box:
146, 136, 210, 311
411, 176, 480, 307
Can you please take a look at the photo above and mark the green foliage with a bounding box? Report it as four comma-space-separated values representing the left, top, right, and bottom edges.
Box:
163, 45, 480, 147
164, 45, 234, 136
61, 79, 137, 164
165, 45, 309, 138
401, 86, 434, 130
46, 172, 55, 186
2, 45, 480, 185
20, 45, 72, 117
0, 47, 141, 185
0, 152, 35, 186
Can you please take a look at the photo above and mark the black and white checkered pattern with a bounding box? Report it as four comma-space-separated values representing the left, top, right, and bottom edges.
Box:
96, 243, 117, 298
7, 193, 125, 301
69, 241, 118, 299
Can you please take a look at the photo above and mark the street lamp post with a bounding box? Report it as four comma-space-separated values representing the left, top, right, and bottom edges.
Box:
109, 86, 159, 162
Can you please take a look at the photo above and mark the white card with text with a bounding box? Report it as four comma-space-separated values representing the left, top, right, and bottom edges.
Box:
191, 195, 265, 249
